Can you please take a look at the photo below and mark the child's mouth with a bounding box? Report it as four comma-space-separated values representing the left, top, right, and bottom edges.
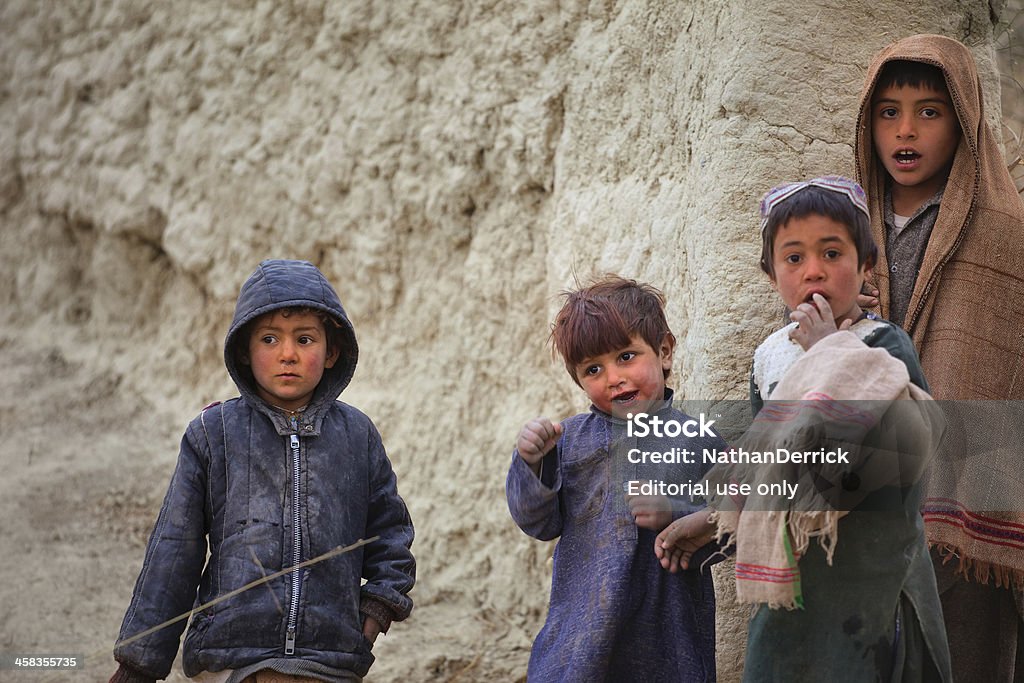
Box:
894, 149, 921, 166
612, 390, 639, 404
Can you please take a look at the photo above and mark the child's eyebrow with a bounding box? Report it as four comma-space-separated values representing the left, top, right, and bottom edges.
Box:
254, 324, 323, 334
777, 235, 846, 249
575, 348, 633, 367
873, 96, 951, 106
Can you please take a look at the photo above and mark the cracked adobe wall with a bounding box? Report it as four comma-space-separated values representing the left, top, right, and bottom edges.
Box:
0, 1, 1006, 680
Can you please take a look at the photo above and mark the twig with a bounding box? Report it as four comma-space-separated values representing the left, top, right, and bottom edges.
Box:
45, 537, 380, 683
249, 546, 285, 616
113, 536, 379, 651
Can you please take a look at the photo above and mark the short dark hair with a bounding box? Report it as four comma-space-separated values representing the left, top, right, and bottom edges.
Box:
875, 60, 949, 95
550, 276, 673, 386
759, 186, 877, 278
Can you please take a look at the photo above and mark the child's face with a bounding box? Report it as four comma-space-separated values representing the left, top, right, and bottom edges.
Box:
769, 214, 870, 328
574, 333, 674, 417
245, 310, 339, 411
871, 83, 960, 206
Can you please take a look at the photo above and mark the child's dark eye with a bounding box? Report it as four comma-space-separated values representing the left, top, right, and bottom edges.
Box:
261, 335, 277, 344
620, 351, 636, 362
877, 107, 898, 119
584, 365, 601, 376
920, 107, 939, 118
298, 336, 315, 345
785, 254, 802, 264
824, 249, 840, 259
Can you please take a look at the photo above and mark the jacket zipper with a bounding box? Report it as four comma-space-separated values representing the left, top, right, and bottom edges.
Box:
285, 418, 301, 655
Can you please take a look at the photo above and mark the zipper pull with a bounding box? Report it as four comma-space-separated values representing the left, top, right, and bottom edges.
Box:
285, 627, 296, 655
290, 434, 299, 450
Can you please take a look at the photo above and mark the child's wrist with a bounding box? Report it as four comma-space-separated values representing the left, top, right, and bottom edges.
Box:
517, 450, 543, 475
359, 596, 395, 634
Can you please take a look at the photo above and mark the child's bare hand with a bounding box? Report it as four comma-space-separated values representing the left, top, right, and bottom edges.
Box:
788, 293, 852, 351
857, 281, 879, 310
363, 615, 382, 644
655, 509, 715, 573
516, 418, 562, 473
627, 495, 673, 531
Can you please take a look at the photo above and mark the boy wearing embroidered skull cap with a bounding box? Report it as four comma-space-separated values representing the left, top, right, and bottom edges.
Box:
110, 259, 415, 683
693, 176, 951, 681
751, 176, 928, 409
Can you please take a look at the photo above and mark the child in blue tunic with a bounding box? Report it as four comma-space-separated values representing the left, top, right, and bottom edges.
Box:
506, 276, 726, 683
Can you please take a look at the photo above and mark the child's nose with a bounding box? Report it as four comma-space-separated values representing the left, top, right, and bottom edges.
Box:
896, 118, 916, 139
803, 257, 826, 279
280, 340, 299, 361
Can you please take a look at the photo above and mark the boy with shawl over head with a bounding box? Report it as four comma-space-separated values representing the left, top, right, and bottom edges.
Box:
855, 34, 1024, 682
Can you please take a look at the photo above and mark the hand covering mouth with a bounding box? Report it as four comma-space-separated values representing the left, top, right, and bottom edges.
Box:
803, 291, 829, 304
612, 390, 639, 403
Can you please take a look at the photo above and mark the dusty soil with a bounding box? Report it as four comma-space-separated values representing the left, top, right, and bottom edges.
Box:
0, 336, 176, 681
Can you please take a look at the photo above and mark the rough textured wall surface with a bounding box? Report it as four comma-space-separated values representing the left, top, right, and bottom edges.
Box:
0, 1, 1007, 681
999, 0, 1024, 191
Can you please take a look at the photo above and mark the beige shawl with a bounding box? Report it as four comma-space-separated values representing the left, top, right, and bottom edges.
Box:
855, 34, 1024, 585
712, 332, 941, 608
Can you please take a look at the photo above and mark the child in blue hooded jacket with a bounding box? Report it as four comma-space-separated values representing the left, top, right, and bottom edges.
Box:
110, 259, 415, 683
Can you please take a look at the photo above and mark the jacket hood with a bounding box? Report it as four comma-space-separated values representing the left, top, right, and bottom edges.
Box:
854, 34, 1021, 332
224, 259, 358, 411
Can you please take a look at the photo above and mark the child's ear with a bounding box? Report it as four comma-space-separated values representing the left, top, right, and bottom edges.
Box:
860, 256, 876, 278
659, 332, 677, 372
324, 345, 340, 369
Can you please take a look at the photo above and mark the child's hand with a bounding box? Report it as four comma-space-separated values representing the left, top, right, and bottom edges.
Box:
788, 293, 852, 351
857, 281, 879, 310
627, 495, 673, 531
363, 615, 382, 645
516, 417, 562, 475
655, 508, 715, 573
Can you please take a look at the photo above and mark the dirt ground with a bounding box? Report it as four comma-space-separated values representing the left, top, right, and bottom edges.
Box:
0, 334, 175, 681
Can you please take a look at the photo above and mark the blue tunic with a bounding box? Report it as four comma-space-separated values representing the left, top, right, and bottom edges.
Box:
506, 395, 727, 682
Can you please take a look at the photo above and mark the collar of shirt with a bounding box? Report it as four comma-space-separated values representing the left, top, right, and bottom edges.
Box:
883, 184, 945, 237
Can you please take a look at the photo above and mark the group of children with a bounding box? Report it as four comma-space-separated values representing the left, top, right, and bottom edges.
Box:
108, 34, 1023, 683
508, 34, 1024, 683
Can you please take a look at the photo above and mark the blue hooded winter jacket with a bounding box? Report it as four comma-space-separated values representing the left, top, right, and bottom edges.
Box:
113, 259, 415, 679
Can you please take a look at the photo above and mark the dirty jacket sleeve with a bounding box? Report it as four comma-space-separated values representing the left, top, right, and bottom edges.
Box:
113, 419, 210, 680
358, 420, 415, 629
